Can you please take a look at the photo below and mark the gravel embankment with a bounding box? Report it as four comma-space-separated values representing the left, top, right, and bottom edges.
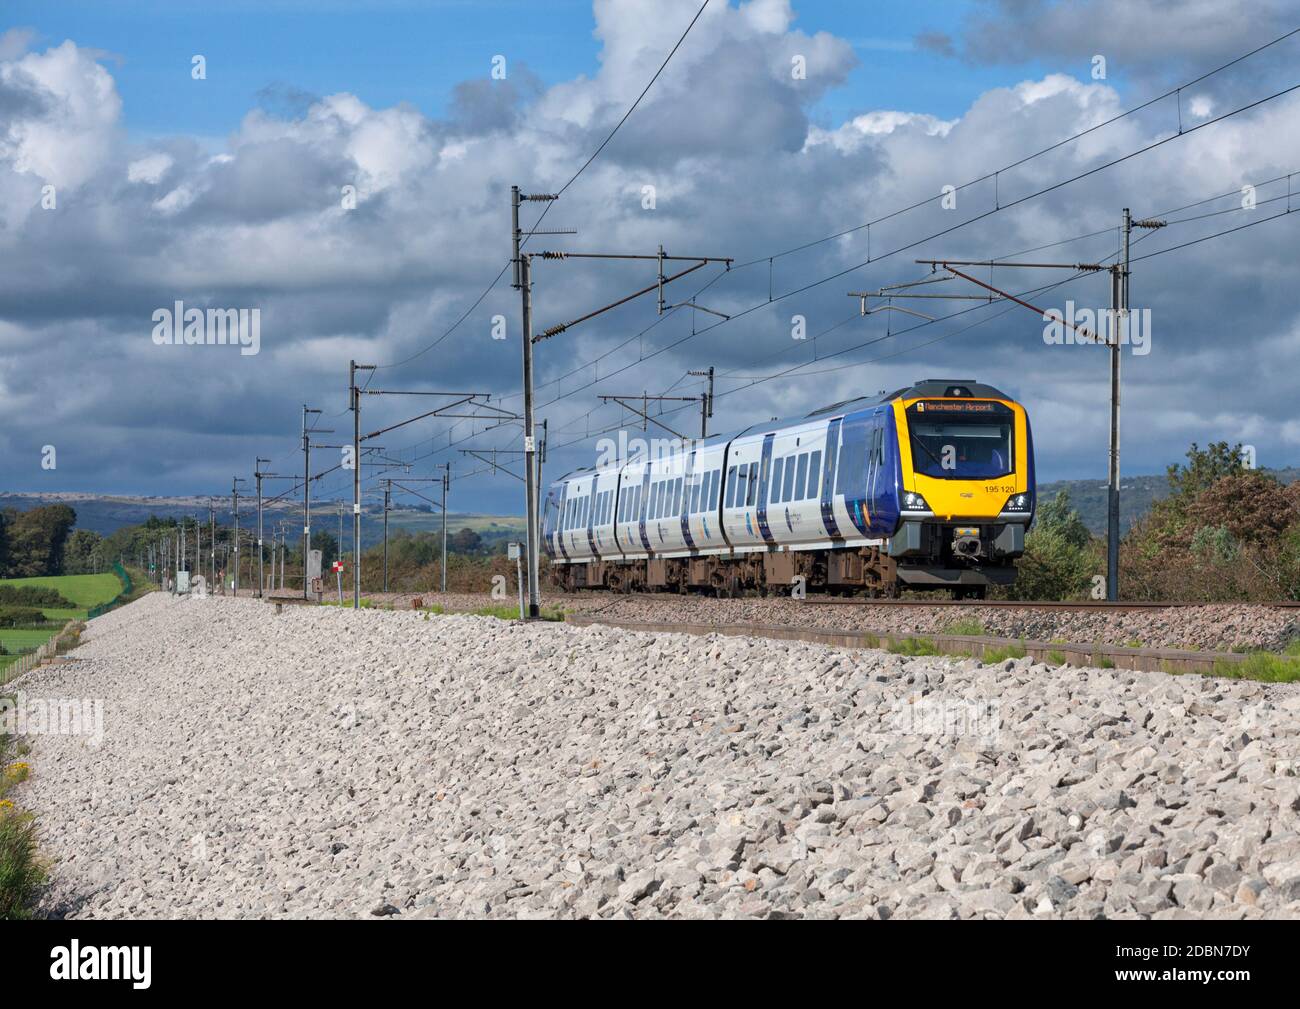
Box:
380, 590, 1300, 653
15, 592, 1300, 919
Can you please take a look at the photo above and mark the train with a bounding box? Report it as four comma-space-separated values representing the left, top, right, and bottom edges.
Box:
542, 378, 1034, 598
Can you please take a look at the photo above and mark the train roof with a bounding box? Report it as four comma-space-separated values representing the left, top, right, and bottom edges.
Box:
806, 378, 1011, 415
549, 378, 1013, 484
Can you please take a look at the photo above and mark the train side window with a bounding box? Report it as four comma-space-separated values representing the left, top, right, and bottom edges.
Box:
807, 450, 822, 498
690, 475, 701, 514
736, 465, 748, 507
835, 420, 868, 496
782, 455, 796, 502
746, 462, 759, 506
795, 453, 809, 499
725, 466, 738, 507
770, 458, 783, 504
673, 477, 683, 515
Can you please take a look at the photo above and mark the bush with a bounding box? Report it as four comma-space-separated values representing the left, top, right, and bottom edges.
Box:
0, 586, 75, 609
1122, 455, 1300, 601
0, 809, 44, 919
982, 642, 1027, 663
888, 636, 941, 656
0, 608, 48, 628
1006, 527, 1095, 601
0, 727, 44, 919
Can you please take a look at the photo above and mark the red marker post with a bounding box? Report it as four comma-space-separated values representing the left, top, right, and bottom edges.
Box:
332, 560, 344, 605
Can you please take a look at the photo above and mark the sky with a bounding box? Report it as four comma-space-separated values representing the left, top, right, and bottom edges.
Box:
2, 0, 1299, 515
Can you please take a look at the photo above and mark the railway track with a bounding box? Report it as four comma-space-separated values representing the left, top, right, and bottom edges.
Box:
802, 597, 1300, 611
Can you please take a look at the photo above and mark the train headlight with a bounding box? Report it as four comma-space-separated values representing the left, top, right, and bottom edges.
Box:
1004, 493, 1031, 512
903, 491, 931, 511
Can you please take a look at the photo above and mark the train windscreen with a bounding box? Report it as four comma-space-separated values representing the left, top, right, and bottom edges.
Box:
906, 400, 1014, 479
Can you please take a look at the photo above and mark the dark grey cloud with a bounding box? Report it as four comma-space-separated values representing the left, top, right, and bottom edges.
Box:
918, 0, 1299, 83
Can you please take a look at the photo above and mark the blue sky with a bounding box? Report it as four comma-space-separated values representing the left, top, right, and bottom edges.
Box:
8, 0, 1057, 138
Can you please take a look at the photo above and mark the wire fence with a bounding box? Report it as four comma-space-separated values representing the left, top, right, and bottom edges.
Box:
0, 620, 83, 686
86, 562, 132, 621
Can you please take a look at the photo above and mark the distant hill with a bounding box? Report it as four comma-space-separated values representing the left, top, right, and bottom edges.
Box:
1038, 467, 1300, 535
0, 492, 525, 551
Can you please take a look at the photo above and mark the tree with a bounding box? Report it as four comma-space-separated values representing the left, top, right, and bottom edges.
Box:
62, 529, 105, 574
1033, 490, 1091, 549
1167, 441, 1247, 502
1006, 490, 1095, 600
311, 531, 338, 569
0, 504, 77, 578
449, 528, 482, 554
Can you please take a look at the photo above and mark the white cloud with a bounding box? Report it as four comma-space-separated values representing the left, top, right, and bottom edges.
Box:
0, 40, 120, 190
127, 151, 173, 184
2, 1, 1300, 500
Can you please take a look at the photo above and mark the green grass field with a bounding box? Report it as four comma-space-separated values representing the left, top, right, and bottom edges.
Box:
0, 629, 58, 650
0, 572, 122, 621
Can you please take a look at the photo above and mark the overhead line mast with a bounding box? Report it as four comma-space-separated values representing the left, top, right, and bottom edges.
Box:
899, 206, 1165, 601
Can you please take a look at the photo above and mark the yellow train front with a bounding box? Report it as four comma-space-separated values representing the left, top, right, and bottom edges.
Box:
880, 378, 1034, 596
